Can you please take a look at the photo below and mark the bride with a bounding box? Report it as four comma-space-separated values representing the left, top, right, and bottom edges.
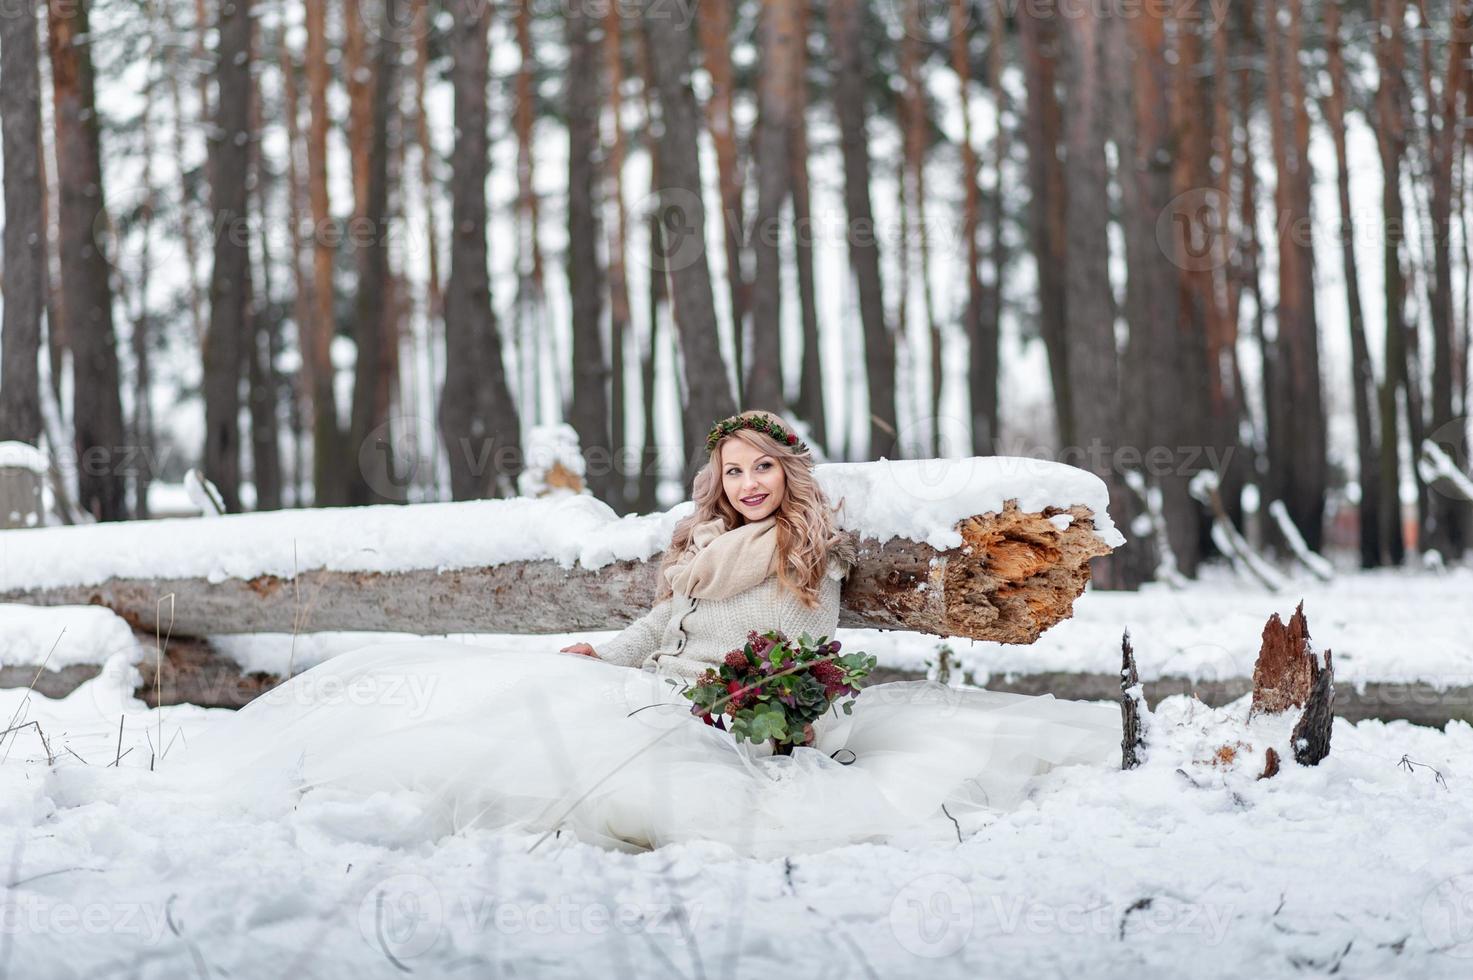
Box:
172, 410, 1121, 858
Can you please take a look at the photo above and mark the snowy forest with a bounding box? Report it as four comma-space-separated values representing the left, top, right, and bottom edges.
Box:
4, 1, 1473, 977
0, 0, 1469, 588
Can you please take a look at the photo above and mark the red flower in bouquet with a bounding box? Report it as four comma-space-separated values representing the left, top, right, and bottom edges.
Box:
683, 629, 876, 755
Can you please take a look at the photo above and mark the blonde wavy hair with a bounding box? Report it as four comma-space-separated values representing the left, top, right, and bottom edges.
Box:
656, 410, 857, 608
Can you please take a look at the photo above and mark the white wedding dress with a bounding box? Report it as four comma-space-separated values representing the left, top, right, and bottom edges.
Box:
167, 637, 1122, 859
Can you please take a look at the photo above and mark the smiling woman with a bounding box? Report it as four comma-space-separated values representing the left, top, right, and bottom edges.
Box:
722, 437, 787, 522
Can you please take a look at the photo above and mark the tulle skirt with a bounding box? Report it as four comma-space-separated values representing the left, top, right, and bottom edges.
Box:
165, 639, 1121, 858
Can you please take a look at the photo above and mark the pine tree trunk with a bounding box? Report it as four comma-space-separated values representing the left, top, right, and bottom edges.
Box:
566, 0, 613, 505
1018, 5, 1072, 449
954, 0, 996, 458
46, 0, 128, 521
247, 14, 282, 513
640, 1, 738, 480
1060, 1, 1140, 590
1375, 0, 1409, 564
440, 0, 522, 500
161, 1, 206, 350
605, 4, 634, 512
282, 37, 313, 506
202, 0, 253, 514
696, 0, 748, 397
790, 0, 826, 453
0, 0, 46, 445
747, 0, 798, 415
636, 32, 667, 515
828, 0, 898, 460
1264, 0, 1328, 551
512, 0, 549, 429
1324, 0, 1383, 568
305, 0, 346, 506
1118, 0, 1190, 574
1424, 0, 1473, 559
347, 0, 400, 506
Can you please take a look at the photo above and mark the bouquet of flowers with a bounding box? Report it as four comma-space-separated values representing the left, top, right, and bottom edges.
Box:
682, 629, 877, 755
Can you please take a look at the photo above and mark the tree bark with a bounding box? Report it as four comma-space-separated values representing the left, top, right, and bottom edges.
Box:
1423, 0, 1473, 559
46, 0, 128, 521
2, 502, 1115, 643
201, 0, 253, 515
0, 0, 46, 445
305, 0, 346, 506
1060, 2, 1140, 589
440, 0, 522, 500
1375, 0, 1409, 564
696, 0, 748, 396
828, 0, 898, 460
954, 0, 997, 458
347, 0, 400, 506
604, 3, 634, 512
746, 0, 799, 415
1264, 0, 1328, 551
1324, 0, 1383, 568
566, 0, 613, 505
640, 1, 738, 480
790, 0, 826, 452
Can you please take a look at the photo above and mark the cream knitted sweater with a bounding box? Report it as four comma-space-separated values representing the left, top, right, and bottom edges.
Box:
596, 555, 852, 684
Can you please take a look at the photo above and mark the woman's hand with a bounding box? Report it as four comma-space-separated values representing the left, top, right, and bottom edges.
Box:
560, 642, 599, 659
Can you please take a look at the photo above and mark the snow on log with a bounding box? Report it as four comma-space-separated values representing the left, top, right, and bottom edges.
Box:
0, 457, 1123, 643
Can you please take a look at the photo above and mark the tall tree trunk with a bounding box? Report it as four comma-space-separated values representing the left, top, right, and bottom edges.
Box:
47, 0, 128, 521
1376, 0, 1409, 563
1208, 1, 1248, 534
343, 0, 373, 226
305, 0, 346, 505
1060, 1, 1139, 589
1, 0, 46, 445
636, 31, 669, 514
1117, 0, 1194, 573
1423, 0, 1473, 559
566, 0, 613, 505
900, 0, 942, 455
605, 2, 634, 511
954, 0, 997, 458
513, 0, 549, 427
201, 0, 253, 514
161, 1, 206, 349
411, 0, 442, 502
790, 0, 826, 452
440, 0, 522, 499
697, 0, 748, 397
248, 14, 282, 513
747, 0, 798, 415
1264, 0, 1327, 551
1018, 5, 1072, 448
1324, 0, 1383, 567
1167, 1, 1221, 573
347, 0, 400, 506
282, 32, 312, 507
640, 1, 738, 481
828, 0, 898, 459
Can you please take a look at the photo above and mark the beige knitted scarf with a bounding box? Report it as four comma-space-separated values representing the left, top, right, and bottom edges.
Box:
663, 514, 779, 600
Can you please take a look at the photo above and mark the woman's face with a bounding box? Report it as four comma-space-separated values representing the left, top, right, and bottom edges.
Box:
720, 438, 786, 523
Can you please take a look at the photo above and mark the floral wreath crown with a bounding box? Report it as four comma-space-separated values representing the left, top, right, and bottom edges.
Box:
705, 414, 809, 455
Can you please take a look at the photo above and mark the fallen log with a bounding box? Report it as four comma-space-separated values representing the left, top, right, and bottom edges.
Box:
2, 502, 1110, 642
0, 458, 1121, 643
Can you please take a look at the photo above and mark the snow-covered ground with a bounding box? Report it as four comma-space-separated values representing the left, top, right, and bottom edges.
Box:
3, 568, 1473, 976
